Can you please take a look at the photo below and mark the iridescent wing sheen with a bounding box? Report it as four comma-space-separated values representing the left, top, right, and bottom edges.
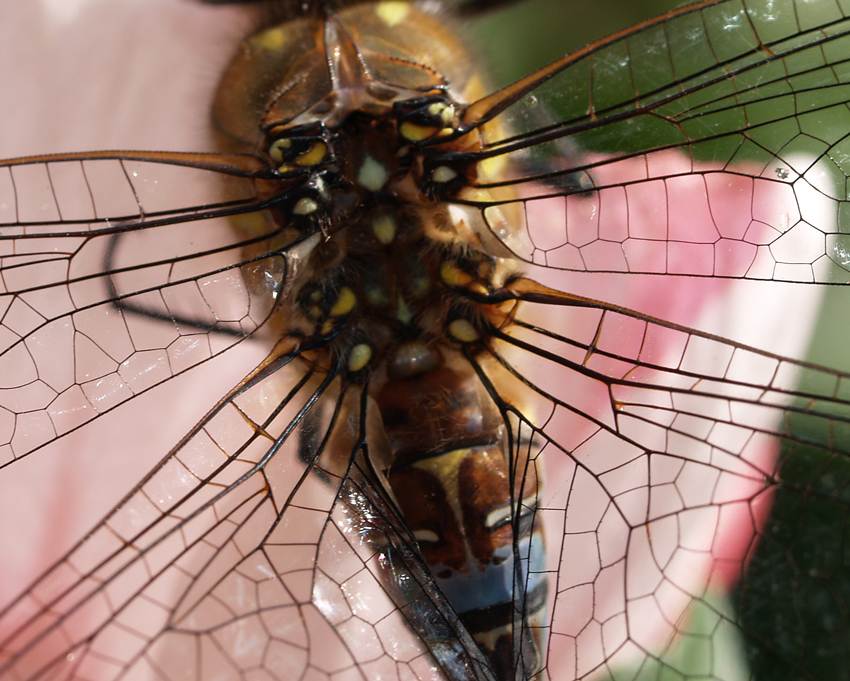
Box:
1, 1, 849, 680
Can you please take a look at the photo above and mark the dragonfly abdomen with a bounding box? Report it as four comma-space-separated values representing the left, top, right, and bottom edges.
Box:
379, 356, 548, 679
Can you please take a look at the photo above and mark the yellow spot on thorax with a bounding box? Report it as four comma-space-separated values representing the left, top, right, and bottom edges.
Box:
400, 120, 439, 142
348, 343, 372, 372
269, 138, 292, 164
330, 286, 356, 317
440, 261, 473, 287
448, 319, 479, 342
293, 197, 318, 215
357, 155, 388, 192
372, 215, 397, 244
375, 1, 411, 27
250, 26, 286, 52
411, 275, 430, 298
396, 294, 413, 325
295, 141, 327, 167
432, 166, 457, 183
366, 286, 389, 306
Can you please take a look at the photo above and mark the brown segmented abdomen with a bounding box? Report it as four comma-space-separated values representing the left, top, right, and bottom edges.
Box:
380, 357, 547, 677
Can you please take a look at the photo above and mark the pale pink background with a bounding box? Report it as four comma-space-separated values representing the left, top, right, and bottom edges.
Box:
0, 1, 826, 679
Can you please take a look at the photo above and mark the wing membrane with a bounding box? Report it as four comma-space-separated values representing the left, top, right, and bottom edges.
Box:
3, 1, 850, 680
0, 157, 294, 464
453, 0, 850, 283
465, 285, 849, 679
0, 155, 269, 235
2, 275, 848, 679
0, 342, 497, 681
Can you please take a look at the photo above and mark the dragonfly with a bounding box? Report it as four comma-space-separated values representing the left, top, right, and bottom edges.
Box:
1, 0, 849, 679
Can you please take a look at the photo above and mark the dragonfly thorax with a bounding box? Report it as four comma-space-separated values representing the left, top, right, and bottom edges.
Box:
212, 1, 521, 382
270, 106, 509, 382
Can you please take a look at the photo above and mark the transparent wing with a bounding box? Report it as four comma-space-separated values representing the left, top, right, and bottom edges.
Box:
0, 154, 280, 464
0, 154, 500, 680
458, 0, 850, 284
470, 283, 850, 680
3, 274, 847, 680
1, 1, 850, 681
0, 341, 494, 680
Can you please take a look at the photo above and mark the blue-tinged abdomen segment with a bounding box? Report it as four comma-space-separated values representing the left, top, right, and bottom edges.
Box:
388, 444, 547, 678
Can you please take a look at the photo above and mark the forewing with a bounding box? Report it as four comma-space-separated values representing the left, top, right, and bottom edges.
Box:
458, 0, 850, 285
0, 155, 284, 464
